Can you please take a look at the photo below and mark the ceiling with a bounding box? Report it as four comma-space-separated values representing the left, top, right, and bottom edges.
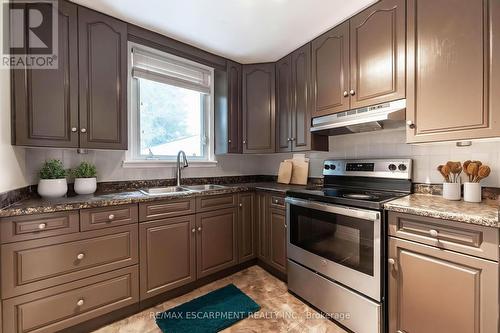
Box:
70, 0, 377, 64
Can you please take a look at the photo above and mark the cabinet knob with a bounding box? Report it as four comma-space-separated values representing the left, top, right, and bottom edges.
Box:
38, 223, 47, 230
274, 200, 279, 204
71, 127, 78, 133
228, 139, 232, 143
429, 229, 439, 238
343, 91, 348, 97
406, 120, 415, 129
76, 253, 85, 260
80, 128, 87, 133
239, 203, 243, 207
191, 228, 196, 233
243, 139, 247, 144
108, 214, 115, 221
388, 258, 396, 265
349, 89, 355, 96
76, 299, 84, 307
197, 226, 202, 232
321, 259, 327, 266
290, 137, 295, 141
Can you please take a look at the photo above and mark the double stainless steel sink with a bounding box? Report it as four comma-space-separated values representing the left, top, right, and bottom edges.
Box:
139, 184, 227, 196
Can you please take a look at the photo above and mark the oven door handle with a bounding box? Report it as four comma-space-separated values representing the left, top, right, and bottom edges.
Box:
285, 197, 380, 221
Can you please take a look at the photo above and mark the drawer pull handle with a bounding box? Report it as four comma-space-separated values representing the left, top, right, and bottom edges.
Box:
38, 223, 47, 230
429, 229, 439, 238
321, 259, 327, 266
76, 253, 85, 260
76, 299, 84, 307
108, 214, 115, 221
274, 200, 279, 204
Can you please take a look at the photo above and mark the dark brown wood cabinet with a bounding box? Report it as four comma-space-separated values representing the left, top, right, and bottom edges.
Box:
269, 207, 287, 273
276, 55, 293, 152
12, 4, 128, 150
311, 0, 405, 118
78, 7, 128, 149
256, 191, 269, 261
242, 63, 276, 153
237, 193, 255, 263
349, 0, 405, 109
12, 1, 79, 148
406, 0, 500, 143
139, 215, 196, 299
196, 208, 238, 278
311, 21, 350, 117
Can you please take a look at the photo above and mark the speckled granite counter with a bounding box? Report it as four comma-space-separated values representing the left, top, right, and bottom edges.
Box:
384, 194, 500, 228
0, 182, 310, 218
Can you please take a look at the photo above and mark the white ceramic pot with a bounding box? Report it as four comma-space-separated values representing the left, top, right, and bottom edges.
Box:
74, 177, 97, 195
442, 182, 461, 201
38, 179, 68, 199
463, 182, 482, 203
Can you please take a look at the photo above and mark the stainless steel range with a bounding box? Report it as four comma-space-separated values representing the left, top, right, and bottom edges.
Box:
286, 159, 412, 333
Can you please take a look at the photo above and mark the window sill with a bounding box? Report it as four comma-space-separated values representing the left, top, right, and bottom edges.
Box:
122, 160, 218, 169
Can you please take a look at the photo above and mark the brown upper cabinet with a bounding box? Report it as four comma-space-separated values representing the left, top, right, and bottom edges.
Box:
12, 3, 128, 150
406, 0, 500, 143
277, 45, 328, 152
311, 0, 405, 117
12, 1, 79, 148
242, 63, 276, 153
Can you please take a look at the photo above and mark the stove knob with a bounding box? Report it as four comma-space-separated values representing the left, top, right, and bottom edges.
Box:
398, 164, 407, 171
388, 164, 397, 171
324, 164, 330, 170
330, 164, 336, 170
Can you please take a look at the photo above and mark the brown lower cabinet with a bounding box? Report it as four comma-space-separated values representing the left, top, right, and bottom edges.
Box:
256, 192, 287, 274
139, 215, 196, 299
238, 193, 256, 263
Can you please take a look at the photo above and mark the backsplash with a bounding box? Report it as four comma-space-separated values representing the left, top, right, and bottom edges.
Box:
23, 129, 500, 187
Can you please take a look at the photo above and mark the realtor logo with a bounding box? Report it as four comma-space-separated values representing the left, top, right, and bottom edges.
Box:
1, 0, 58, 69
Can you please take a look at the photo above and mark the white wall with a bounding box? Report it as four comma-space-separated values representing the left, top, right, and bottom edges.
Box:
23, 129, 500, 187
0, 2, 27, 193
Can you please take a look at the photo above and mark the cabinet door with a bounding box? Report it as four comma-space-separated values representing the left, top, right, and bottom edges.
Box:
269, 208, 287, 273
389, 237, 499, 333
227, 61, 243, 153
196, 208, 237, 278
238, 193, 255, 263
349, 0, 405, 109
242, 63, 276, 153
311, 21, 350, 117
406, 0, 500, 143
276, 55, 292, 152
12, 1, 79, 148
78, 7, 127, 150
139, 216, 196, 299
256, 192, 269, 262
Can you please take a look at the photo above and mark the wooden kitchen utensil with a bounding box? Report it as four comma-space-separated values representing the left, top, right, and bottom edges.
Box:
476, 165, 491, 182
437, 165, 450, 182
466, 163, 479, 183
277, 161, 293, 184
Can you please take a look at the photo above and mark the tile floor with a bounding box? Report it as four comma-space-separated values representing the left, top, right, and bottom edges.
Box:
93, 265, 347, 333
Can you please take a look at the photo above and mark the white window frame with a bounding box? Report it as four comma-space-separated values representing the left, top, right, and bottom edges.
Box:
124, 42, 216, 168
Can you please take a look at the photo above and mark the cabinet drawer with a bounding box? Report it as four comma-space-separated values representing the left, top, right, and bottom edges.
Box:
196, 194, 236, 212
139, 199, 195, 221
388, 212, 499, 261
0, 211, 79, 244
80, 204, 138, 231
2, 266, 138, 333
1, 224, 138, 298
270, 195, 285, 209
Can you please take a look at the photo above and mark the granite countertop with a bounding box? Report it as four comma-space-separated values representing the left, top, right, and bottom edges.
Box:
0, 182, 309, 218
384, 194, 500, 228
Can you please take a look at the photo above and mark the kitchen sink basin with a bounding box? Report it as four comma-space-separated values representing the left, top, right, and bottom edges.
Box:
139, 186, 194, 196
183, 184, 227, 191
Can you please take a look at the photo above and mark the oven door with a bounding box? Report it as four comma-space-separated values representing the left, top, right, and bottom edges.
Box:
286, 197, 381, 301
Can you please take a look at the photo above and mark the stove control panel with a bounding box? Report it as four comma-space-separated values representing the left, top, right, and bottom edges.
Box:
323, 159, 412, 179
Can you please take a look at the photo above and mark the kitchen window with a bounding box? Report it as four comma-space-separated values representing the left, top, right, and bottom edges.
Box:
125, 43, 215, 166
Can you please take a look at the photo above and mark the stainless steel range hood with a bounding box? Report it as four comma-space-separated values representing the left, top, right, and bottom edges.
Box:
311, 99, 406, 136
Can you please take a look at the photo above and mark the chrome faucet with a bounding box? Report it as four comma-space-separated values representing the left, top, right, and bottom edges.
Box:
176, 150, 189, 187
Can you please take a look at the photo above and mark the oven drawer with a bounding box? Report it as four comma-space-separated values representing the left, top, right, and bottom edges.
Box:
80, 204, 138, 231
1, 224, 138, 298
388, 212, 499, 261
2, 266, 138, 333
0, 211, 79, 244
288, 260, 381, 333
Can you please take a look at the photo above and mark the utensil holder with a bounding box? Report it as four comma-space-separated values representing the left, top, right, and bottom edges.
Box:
463, 182, 482, 203
442, 182, 461, 201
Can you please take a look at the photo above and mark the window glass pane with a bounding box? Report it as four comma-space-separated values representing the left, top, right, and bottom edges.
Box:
138, 78, 204, 158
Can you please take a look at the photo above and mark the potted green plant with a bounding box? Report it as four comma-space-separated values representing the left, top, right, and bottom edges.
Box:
70, 161, 97, 195
38, 159, 68, 198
